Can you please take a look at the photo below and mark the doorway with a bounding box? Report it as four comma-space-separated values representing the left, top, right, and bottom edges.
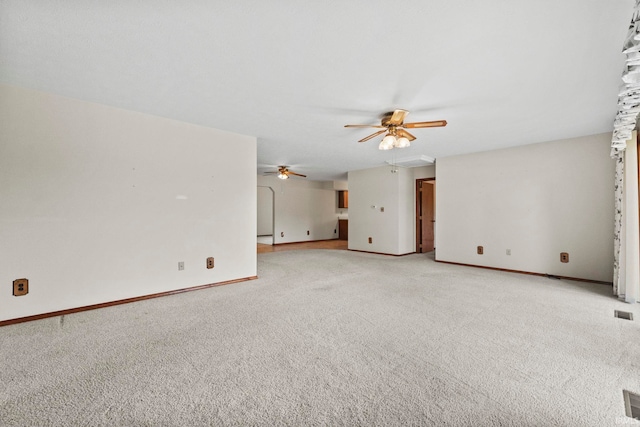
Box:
257, 186, 274, 245
416, 178, 435, 253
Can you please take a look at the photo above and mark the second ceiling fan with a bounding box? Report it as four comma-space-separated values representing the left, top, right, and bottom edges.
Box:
345, 109, 447, 150
264, 166, 306, 180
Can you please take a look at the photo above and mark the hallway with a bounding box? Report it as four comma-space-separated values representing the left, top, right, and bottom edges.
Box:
257, 239, 348, 253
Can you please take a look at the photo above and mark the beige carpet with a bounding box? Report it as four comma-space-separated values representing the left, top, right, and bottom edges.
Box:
1, 250, 639, 426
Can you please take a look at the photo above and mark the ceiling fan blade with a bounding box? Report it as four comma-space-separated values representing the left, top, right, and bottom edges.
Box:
358, 129, 387, 143
264, 171, 278, 174
403, 120, 447, 128
388, 109, 409, 125
288, 172, 307, 178
345, 124, 387, 128
397, 129, 416, 141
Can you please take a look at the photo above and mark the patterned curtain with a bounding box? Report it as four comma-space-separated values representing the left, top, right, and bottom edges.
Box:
612, 152, 624, 296
612, 0, 640, 152
611, 1, 640, 294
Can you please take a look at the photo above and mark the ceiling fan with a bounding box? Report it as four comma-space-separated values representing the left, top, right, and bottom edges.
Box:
345, 109, 447, 150
264, 166, 307, 180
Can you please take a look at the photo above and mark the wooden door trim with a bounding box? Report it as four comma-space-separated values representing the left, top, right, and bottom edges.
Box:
416, 177, 436, 253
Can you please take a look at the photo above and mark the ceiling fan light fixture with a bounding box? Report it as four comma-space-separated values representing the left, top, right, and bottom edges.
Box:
395, 136, 411, 148
277, 172, 289, 179
346, 109, 447, 150
379, 134, 396, 150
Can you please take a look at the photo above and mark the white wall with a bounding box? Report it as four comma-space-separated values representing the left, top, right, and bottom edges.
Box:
398, 167, 415, 253
257, 186, 273, 236
348, 165, 414, 255
436, 133, 614, 282
332, 180, 348, 191
413, 165, 436, 180
0, 85, 257, 321
256, 176, 339, 243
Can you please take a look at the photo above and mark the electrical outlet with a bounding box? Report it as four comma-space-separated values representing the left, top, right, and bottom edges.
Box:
206, 257, 214, 269
281, 232, 284, 237
13, 278, 28, 296
178, 262, 184, 271
307, 230, 310, 235
477, 246, 484, 255
560, 252, 569, 263
380, 207, 384, 212
334, 229, 337, 233
506, 249, 511, 255
368, 237, 373, 244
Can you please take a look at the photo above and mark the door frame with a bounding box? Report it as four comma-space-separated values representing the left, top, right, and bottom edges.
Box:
416, 177, 436, 253
257, 185, 275, 245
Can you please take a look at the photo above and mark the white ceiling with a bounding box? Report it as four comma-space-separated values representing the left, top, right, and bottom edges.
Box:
0, 1, 633, 181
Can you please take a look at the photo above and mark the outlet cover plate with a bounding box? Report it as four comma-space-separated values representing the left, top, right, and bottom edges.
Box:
13, 278, 28, 296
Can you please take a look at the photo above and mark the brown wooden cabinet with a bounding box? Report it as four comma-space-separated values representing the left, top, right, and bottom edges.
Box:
338, 191, 348, 208
338, 219, 348, 240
